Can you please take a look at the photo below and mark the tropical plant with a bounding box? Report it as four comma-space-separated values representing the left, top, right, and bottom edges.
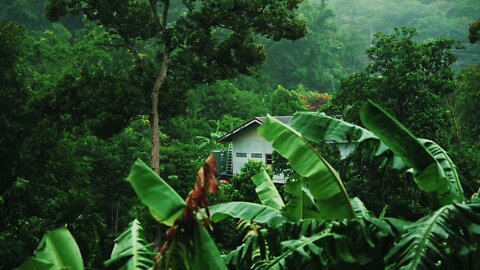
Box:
327, 27, 457, 147
16, 226, 84, 270
16, 101, 480, 270
103, 219, 154, 269
470, 19, 480, 43
214, 100, 479, 269
46, 0, 307, 175
230, 160, 270, 204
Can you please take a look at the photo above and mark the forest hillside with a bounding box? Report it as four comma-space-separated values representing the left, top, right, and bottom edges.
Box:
1, 0, 480, 269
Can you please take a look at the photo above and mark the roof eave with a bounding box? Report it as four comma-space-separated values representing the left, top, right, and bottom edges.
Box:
217, 118, 263, 143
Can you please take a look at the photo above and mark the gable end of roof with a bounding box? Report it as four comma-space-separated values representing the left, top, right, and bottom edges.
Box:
218, 116, 292, 142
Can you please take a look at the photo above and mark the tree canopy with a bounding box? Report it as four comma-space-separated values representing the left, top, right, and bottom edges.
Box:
1, 1, 480, 268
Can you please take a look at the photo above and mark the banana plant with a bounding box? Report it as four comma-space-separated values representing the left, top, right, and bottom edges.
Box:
289, 101, 465, 207
104, 219, 154, 270
221, 101, 478, 269
16, 101, 480, 270
225, 217, 401, 269
385, 202, 480, 269
16, 226, 84, 270
127, 160, 186, 227
360, 100, 465, 206
251, 167, 285, 210
258, 115, 355, 220
250, 167, 370, 220
126, 157, 227, 270
208, 201, 287, 227
289, 111, 406, 170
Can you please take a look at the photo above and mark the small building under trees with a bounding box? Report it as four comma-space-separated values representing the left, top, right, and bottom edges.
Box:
218, 116, 292, 183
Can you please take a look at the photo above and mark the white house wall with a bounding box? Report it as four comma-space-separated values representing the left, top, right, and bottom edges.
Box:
231, 125, 284, 183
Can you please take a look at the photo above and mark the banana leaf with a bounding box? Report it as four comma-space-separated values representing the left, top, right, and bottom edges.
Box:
16, 227, 83, 270
350, 197, 370, 218
258, 233, 337, 269
385, 203, 480, 269
104, 219, 154, 270
258, 115, 354, 219
360, 100, 465, 205
190, 224, 228, 270
290, 111, 406, 170
252, 167, 285, 210
282, 178, 322, 220
127, 159, 186, 226
235, 218, 398, 270
207, 202, 287, 227
15, 258, 52, 270
418, 139, 464, 205
290, 111, 376, 155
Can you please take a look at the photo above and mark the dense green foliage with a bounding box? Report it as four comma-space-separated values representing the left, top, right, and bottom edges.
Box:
1, 0, 480, 268
16, 102, 480, 270
328, 27, 456, 146
469, 19, 480, 43
455, 64, 480, 140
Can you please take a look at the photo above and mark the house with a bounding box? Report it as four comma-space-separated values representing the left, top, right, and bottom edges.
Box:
217, 116, 292, 183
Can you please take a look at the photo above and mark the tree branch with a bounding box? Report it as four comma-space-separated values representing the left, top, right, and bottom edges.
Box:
161, 0, 170, 29
149, 0, 162, 30
121, 36, 143, 63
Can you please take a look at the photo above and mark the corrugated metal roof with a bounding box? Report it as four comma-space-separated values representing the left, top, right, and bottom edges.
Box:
218, 116, 292, 142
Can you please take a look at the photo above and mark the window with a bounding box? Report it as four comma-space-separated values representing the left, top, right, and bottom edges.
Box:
265, 154, 273, 165
251, 153, 262, 158
236, 152, 247, 158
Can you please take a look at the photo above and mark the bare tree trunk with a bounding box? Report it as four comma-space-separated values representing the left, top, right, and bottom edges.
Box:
150, 54, 170, 174
446, 95, 461, 143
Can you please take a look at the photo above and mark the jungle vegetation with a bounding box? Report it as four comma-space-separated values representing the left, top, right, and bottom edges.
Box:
1, 0, 480, 269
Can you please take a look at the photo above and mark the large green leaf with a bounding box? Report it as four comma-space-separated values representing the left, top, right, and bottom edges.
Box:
258, 115, 354, 219
418, 139, 464, 205
16, 258, 53, 270
223, 235, 258, 269
360, 101, 465, 205
385, 203, 480, 269
16, 227, 83, 270
226, 218, 399, 270
290, 111, 406, 169
258, 233, 336, 269
104, 219, 154, 270
282, 178, 322, 220
252, 167, 285, 210
290, 111, 376, 156
350, 197, 370, 218
127, 159, 186, 226
360, 101, 434, 171
225, 219, 330, 270
189, 224, 228, 270
208, 202, 287, 227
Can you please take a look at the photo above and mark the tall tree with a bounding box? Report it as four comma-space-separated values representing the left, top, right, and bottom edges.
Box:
46, 0, 307, 174
455, 64, 480, 140
270, 85, 306, 115
328, 27, 456, 147
238, 1, 364, 92
470, 19, 480, 43
0, 21, 28, 192
322, 27, 458, 218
